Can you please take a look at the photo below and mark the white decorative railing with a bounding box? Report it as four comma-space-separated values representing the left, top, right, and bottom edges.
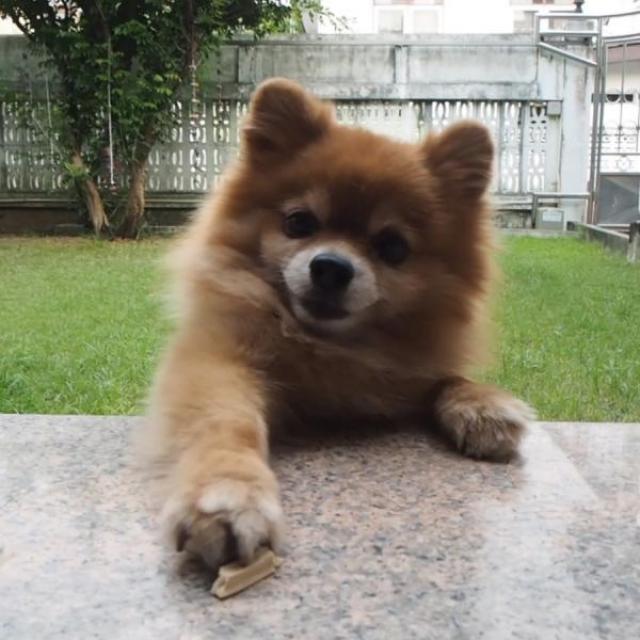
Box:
0, 98, 551, 196
600, 96, 640, 173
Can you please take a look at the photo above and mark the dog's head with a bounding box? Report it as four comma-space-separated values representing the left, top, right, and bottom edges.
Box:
212, 79, 494, 337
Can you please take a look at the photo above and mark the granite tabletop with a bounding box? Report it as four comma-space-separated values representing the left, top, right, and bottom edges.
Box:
0, 415, 638, 640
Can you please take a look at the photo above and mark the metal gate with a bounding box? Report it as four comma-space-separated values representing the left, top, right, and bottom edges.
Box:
536, 8, 640, 228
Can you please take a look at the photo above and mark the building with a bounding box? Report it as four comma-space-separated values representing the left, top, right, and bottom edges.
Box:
3, 2, 637, 36
0, 17, 19, 35
317, 0, 639, 35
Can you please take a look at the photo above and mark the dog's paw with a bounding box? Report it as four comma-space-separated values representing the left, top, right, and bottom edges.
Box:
435, 381, 535, 461
163, 477, 284, 570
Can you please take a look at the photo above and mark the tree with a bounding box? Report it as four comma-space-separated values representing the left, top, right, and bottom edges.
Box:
0, 1, 335, 237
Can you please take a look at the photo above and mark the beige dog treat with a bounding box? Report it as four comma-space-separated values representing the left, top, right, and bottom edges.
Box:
211, 548, 282, 599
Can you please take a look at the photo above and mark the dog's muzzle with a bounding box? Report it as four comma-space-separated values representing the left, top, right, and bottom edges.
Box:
301, 252, 354, 320
283, 244, 379, 327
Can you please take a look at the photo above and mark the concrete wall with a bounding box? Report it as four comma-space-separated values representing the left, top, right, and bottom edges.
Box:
0, 34, 596, 225
206, 34, 596, 222
188, 34, 592, 102
1, 33, 592, 102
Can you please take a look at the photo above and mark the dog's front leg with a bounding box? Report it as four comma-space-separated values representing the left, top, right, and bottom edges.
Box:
146, 330, 282, 570
428, 377, 535, 461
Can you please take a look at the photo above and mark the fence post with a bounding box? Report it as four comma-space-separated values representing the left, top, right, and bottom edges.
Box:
628, 221, 640, 263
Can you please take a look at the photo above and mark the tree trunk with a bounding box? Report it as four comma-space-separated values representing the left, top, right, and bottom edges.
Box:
71, 153, 109, 234
118, 159, 147, 238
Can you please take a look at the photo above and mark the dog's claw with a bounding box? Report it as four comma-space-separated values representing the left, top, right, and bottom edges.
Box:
167, 478, 283, 571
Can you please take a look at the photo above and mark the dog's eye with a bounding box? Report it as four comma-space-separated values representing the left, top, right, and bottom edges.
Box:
373, 229, 410, 266
283, 210, 319, 239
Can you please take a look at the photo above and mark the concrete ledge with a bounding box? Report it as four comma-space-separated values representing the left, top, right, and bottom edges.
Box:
501, 228, 577, 238
573, 222, 637, 261
0, 194, 535, 235
0, 195, 201, 234
1, 415, 639, 639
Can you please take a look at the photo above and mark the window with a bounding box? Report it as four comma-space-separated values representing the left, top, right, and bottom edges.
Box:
510, 0, 574, 4
413, 9, 439, 33
375, 1, 443, 5
378, 9, 404, 33
513, 10, 537, 32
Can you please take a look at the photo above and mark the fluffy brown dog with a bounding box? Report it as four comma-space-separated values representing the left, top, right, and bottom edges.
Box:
144, 78, 534, 570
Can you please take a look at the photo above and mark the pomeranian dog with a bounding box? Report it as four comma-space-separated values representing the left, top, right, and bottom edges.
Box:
144, 78, 534, 570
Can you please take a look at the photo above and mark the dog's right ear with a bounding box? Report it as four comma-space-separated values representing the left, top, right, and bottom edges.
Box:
242, 78, 334, 166
421, 121, 494, 202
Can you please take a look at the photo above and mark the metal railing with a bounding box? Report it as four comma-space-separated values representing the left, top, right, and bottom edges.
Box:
530, 191, 589, 229
534, 9, 640, 225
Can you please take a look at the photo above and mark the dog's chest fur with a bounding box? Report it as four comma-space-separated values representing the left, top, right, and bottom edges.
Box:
254, 318, 427, 424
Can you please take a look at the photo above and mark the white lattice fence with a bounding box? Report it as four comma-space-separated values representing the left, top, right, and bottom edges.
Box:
0, 99, 552, 195
0, 100, 66, 192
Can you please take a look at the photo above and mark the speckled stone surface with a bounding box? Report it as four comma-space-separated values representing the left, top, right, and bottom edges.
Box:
1, 415, 639, 640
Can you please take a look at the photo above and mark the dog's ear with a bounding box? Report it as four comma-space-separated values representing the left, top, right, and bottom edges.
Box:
242, 78, 334, 166
422, 121, 494, 200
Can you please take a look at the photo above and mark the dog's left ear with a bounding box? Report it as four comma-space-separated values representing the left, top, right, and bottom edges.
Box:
422, 121, 494, 200
242, 78, 334, 166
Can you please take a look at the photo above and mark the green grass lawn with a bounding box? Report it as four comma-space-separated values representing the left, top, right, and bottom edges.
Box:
1, 235, 639, 421
0, 238, 169, 415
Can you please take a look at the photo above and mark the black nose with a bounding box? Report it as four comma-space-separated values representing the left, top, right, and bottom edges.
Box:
310, 253, 355, 293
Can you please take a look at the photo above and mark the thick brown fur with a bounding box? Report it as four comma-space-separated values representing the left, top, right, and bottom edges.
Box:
142, 78, 534, 570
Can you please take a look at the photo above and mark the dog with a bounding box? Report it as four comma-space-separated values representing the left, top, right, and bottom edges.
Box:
143, 78, 534, 570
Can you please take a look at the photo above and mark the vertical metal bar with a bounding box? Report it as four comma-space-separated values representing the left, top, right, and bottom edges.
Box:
593, 19, 607, 223
618, 42, 627, 152
594, 42, 608, 222
587, 18, 603, 224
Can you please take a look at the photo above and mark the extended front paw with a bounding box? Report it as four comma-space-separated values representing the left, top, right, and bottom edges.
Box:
162, 465, 284, 570
434, 379, 535, 461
